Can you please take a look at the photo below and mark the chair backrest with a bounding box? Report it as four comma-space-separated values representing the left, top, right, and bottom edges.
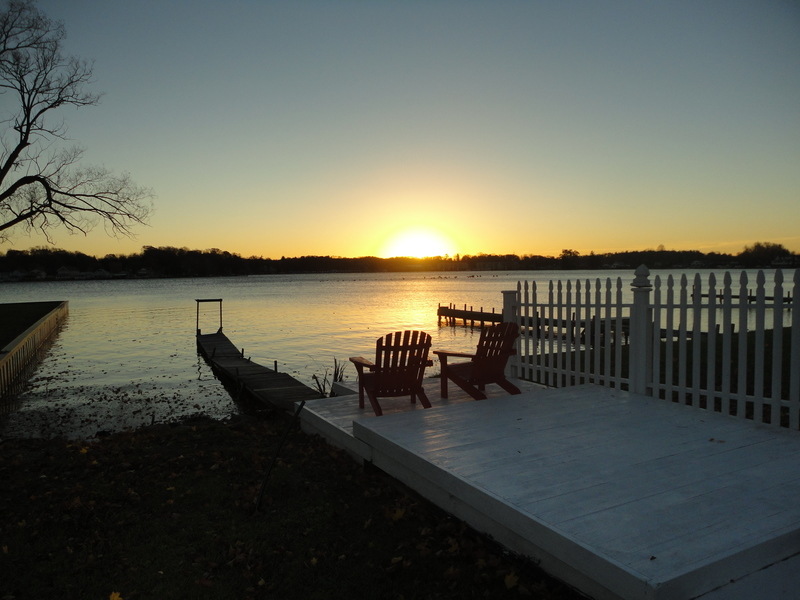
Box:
472, 322, 519, 381
373, 330, 432, 396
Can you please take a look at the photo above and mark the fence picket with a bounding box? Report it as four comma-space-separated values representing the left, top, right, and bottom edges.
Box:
691, 274, 703, 408
754, 272, 767, 422
678, 275, 689, 404
613, 277, 625, 389
575, 279, 585, 386
602, 279, 611, 387
565, 280, 574, 385
582, 279, 593, 385
790, 270, 800, 428
720, 273, 733, 416
736, 272, 749, 420
555, 280, 564, 386
706, 273, 718, 411
771, 270, 784, 426
664, 276, 676, 401
651, 275, 663, 397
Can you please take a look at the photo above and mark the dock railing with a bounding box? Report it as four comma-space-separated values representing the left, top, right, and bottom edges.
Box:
504, 266, 800, 429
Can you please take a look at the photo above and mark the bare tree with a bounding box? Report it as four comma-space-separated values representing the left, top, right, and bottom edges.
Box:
0, 0, 151, 243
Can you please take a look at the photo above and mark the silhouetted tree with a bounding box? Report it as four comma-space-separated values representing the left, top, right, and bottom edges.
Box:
559, 249, 580, 269
0, 0, 151, 243
737, 242, 791, 268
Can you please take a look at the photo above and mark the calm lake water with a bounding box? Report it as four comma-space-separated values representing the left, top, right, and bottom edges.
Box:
1, 268, 793, 439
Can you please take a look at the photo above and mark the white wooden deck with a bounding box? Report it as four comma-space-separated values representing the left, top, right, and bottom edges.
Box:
299, 383, 800, 600
300, 377, 543, 459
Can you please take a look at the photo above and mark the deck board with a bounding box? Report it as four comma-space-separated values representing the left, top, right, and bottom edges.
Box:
327, 385, 800, 600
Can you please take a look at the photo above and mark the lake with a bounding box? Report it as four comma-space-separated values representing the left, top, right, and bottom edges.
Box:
0, 268, 790, 438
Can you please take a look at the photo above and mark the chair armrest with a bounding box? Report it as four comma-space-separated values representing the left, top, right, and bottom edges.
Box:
433, 350, 475, 359
349, 356, 375, 374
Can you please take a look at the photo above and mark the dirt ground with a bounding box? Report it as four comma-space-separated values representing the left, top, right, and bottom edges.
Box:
0, 411, 586, 599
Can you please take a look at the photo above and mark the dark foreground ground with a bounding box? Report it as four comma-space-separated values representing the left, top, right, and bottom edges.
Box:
0, 411, 586, 600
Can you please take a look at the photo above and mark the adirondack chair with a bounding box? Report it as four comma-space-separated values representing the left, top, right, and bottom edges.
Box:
434, 321, 521, 400
349, 330, 433, 416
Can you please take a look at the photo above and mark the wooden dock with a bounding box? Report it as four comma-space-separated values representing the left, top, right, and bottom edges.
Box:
194, 298, 320, 412
1, 301, 69, 406
437, 304, 503, 327
300, 383, 800, 599
436, 304, 633, 346
196, 332, 320, 412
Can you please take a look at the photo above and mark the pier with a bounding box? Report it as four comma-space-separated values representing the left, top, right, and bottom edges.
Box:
1, 301, 69, 407
437, 303, 503, 327
436, 304, 630, 345
195, 299, 319, 412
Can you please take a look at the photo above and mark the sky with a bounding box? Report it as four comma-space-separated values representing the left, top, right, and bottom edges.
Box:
2, 0, 799, 259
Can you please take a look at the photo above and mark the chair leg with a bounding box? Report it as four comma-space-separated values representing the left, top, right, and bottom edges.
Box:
496, 378, 522, 395
447, 372, 486, 400
415, 387, 432, 409
439, 358, 449, 398
366, 390, 383, 416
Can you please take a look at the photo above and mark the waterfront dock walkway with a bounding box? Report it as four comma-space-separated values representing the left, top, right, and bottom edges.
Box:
196, 332, 320, 412
300, 382, 800, 600
1, 301, 69, 404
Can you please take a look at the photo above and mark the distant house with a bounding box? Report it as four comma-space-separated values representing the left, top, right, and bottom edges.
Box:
57, 266, 79, 280
772, 255, 796, 268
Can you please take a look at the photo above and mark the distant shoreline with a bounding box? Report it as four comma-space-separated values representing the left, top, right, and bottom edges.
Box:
3, 243, 798, 282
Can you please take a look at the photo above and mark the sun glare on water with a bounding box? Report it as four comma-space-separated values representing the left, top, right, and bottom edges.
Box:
381, 227, 456, 259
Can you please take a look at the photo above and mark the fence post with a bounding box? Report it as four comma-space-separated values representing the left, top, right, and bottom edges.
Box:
630, 265, 652, 395
503, 289, 520, 379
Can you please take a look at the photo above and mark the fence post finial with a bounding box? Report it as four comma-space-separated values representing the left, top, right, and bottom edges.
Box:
632, 264, 652, 289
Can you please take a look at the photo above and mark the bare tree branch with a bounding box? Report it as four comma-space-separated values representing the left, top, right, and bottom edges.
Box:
0, 0, 152, 243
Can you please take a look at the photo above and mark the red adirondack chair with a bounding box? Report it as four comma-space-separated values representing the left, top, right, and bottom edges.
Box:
434, 321, 521, 400
349, 330, 433, 416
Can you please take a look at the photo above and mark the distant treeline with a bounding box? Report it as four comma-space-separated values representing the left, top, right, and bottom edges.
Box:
0, 242, 796, 281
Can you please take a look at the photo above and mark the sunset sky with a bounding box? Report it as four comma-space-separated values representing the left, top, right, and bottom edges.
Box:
4, 0, 799, 259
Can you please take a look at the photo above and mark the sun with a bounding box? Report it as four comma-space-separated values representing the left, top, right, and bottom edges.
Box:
381, 227, 456, 259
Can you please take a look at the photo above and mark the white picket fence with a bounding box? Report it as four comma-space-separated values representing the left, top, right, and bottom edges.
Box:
502, 266, 800, 429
